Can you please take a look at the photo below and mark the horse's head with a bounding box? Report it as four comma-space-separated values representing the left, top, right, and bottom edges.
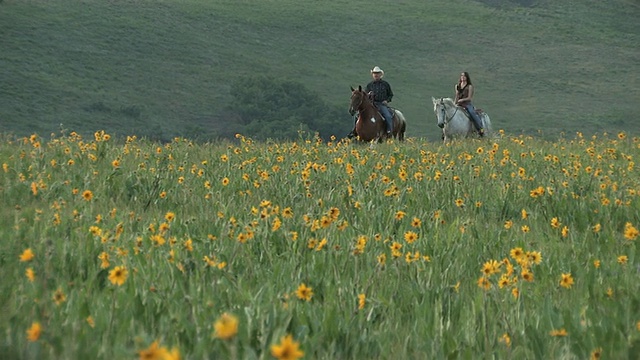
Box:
432, 97, 454, 128
349, 85, 367, 116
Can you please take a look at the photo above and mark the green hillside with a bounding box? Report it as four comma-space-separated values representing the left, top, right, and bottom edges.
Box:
1, 0, 638, 141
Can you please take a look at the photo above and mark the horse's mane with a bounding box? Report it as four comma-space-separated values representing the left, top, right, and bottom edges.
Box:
440, 98, 456, 107
354, 87, 374, 106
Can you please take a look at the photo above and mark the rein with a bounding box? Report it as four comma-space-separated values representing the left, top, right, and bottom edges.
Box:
439, 99, 459, 124
350, 93, 364, 113
352, 92, 374, 114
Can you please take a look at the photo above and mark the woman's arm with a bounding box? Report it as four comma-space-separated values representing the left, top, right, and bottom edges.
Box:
454, 85, 460, 102
467, 85, 474, 101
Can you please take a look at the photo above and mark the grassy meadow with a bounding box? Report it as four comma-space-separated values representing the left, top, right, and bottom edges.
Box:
1, 0, 639, 141
1, 130, 639, 359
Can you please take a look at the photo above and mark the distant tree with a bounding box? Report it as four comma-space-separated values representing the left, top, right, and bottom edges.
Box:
227, 76, 350, 141
244, 117, 308, 140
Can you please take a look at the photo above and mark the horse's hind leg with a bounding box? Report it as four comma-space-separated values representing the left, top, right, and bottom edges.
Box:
397, 128, 404, 141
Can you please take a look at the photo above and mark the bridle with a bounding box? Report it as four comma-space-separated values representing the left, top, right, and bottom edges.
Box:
349, 91, 364, 116
350, 90, 373, 116
437, 98, 459, 128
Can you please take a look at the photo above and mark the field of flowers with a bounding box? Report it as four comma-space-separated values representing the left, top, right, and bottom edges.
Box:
1, 130, 638, 359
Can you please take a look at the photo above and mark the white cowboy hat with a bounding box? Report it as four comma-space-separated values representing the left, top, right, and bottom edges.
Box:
371, 66, 384, 75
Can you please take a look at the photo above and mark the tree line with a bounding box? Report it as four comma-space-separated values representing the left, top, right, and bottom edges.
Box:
223, 76, 351, 141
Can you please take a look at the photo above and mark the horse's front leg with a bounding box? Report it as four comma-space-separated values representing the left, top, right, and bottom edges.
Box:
369, 133, 384, 148
382, 130, 393, 142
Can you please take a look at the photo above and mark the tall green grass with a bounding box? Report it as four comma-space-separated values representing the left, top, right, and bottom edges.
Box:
1, 0, 639, 141
0, 129, 639, 359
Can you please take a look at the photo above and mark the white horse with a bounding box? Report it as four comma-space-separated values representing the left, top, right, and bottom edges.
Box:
432, 97, 491, 142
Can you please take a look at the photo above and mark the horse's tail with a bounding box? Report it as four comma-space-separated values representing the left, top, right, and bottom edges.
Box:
481, 113, 492, 132
394, 110, 407, 141
394, 110, 406, 126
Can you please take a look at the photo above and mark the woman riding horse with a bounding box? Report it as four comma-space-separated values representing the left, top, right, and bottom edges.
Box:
454, 71, 484, 137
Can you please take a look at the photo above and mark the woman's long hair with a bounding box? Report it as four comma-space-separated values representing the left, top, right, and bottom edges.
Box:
458, 72, 473, 87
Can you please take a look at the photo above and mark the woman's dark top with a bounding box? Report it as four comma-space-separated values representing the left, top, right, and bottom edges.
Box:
456, 84, 471, 106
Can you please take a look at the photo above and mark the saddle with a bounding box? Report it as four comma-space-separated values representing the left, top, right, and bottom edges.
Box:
374, 103, 397, 118
461, 107, 484, 116
459, 106, 485, 135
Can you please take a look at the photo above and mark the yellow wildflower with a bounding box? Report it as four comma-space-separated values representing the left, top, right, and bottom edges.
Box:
53, 288, 66, 305
624, 222, 638, 240
26, 322, 42, 342
138, 340, 170, 360
560, 273, 574, 289
477, 277, 491, 290
213, 313, 239, 340
499, 333, 511, 348
549, 328, 568, 337
296, 283, 313, 301
20, 248, 35, 262
358, 294, 366, 310
82, 190, 93, 201
404, 231, 418, 244
270, 334, 304, 360
25, 268, 35, 282
108, 266, 128, 286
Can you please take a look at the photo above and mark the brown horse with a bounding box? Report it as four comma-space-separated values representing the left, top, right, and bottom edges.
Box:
349, 86, 406, 142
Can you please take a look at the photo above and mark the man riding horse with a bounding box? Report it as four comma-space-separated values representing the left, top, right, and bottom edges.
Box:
347, 66, 394, 138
